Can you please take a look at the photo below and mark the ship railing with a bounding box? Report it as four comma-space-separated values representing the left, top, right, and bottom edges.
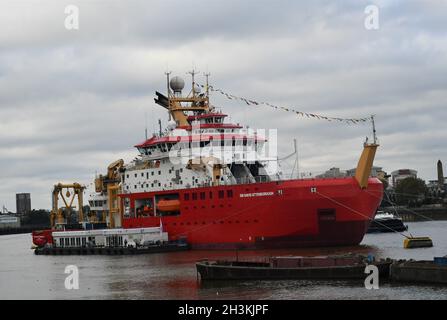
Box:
233, 176, 270, 185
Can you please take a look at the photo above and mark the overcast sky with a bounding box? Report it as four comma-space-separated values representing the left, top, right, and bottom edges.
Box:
0, 0, 446, 210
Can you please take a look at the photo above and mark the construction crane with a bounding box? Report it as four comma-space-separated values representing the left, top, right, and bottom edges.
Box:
50, 183, 85, 229
93, 159, 124, 228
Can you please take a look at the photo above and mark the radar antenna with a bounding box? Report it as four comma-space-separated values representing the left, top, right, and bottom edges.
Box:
371, 115, 377, 144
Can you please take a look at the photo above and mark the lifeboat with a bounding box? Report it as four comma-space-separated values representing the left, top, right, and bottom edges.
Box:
157, 199, 180, 212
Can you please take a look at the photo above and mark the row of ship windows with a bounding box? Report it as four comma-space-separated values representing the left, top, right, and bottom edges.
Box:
126, 168, 184, 179
126, 178, 201, 190
184, 190, 233, 201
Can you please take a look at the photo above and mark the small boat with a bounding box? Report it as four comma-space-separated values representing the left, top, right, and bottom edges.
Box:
196, 255, 392, 281
390, 257, 447, 284
367, 211, 408, 233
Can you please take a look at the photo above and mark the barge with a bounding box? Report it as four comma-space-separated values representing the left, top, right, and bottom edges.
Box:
390, 257, 447, 284
196, 255, 392, 281
33, 225, 189, 255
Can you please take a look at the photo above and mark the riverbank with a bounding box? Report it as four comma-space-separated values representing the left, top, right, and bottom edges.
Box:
383, 207, 447, 222
0, 225, 49, 236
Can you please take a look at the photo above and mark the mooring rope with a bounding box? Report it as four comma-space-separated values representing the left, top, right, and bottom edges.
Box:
315, 190, 410, 238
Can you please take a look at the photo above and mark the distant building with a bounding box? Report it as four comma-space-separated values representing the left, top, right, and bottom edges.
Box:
437, 160, 444, 187
346, 166, 386, 179
0, 215, 20, 229
391, 169, 417, 187
16, 193, 31, 215
316, 167, 346, 179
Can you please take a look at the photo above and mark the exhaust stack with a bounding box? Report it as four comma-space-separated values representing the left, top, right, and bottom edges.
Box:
355, 143, 379, 189
355, 115, 379, 189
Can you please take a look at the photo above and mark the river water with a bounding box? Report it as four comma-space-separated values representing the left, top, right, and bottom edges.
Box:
1, 221, 446, 300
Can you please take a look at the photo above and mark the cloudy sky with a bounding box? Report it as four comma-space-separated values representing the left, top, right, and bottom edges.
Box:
0, 0, 446, 210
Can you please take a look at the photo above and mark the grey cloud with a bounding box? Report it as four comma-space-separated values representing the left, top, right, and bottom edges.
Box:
0, 0, 446, 209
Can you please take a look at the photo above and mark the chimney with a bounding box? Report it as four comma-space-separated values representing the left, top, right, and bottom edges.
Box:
438, 160, 444, 186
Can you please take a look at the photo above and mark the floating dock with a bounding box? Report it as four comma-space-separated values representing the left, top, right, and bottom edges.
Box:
390, 258, 447, 284
34, 242, 189, 255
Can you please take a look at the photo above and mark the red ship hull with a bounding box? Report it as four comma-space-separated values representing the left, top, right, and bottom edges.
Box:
120, 177, 383, 249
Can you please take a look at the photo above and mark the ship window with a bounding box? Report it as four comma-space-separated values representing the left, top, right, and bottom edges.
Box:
209, 191, 213, 199
227, 190, 233, 198
135, 174, 137, 178
65, 238, 69, 246
126, 174, 129, 178
184, 194, 190, 201
200, 192, 205, 200
76, 238, 81, 246
158, 183, 161, 187
180, 168, 183, 173
134, 185, 137, 189
169, 170, 172, 174
126, 186, 129, 190
70, 238, 75, 246
158, 171, 161, 175
141, 173, 144, 177
59, 238, 64, 247
146, 172, 149, 179
151, 183, 154, 187
218, 190, 224, 199
192, 193, 197, 200
146, 184, 149, 188
151, 172, 154, 176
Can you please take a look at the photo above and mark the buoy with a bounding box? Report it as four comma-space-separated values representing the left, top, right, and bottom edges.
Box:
403, 237, 433, 249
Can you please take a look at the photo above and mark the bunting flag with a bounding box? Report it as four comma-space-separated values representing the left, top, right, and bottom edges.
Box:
199, 84, 370, 124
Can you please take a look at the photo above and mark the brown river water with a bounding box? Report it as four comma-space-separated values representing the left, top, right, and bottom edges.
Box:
1, 221, 446, 300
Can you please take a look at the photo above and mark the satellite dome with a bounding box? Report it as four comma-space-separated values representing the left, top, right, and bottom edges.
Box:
167, 120, 177, 130
170, 76, 185, 93
194, 83, 201, 94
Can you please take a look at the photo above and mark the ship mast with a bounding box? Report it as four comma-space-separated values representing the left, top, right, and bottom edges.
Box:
163, 71, 210, 126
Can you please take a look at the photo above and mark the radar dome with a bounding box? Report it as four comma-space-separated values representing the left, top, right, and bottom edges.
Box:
194, 83, 201, 94
170, 76, 185, 93
167, 120, 177, 130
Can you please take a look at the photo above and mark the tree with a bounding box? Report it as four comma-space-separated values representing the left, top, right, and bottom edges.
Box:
21, 209, 51, 226
395, 177, 427, 207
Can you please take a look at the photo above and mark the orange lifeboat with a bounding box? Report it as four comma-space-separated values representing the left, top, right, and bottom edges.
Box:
157, 199, 181, 212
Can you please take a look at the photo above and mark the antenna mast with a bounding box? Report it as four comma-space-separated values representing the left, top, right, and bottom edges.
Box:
145, 112, 148, 140
165, 70, 171, 104
188, 68, 199, 98
371, 115, 377, 144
